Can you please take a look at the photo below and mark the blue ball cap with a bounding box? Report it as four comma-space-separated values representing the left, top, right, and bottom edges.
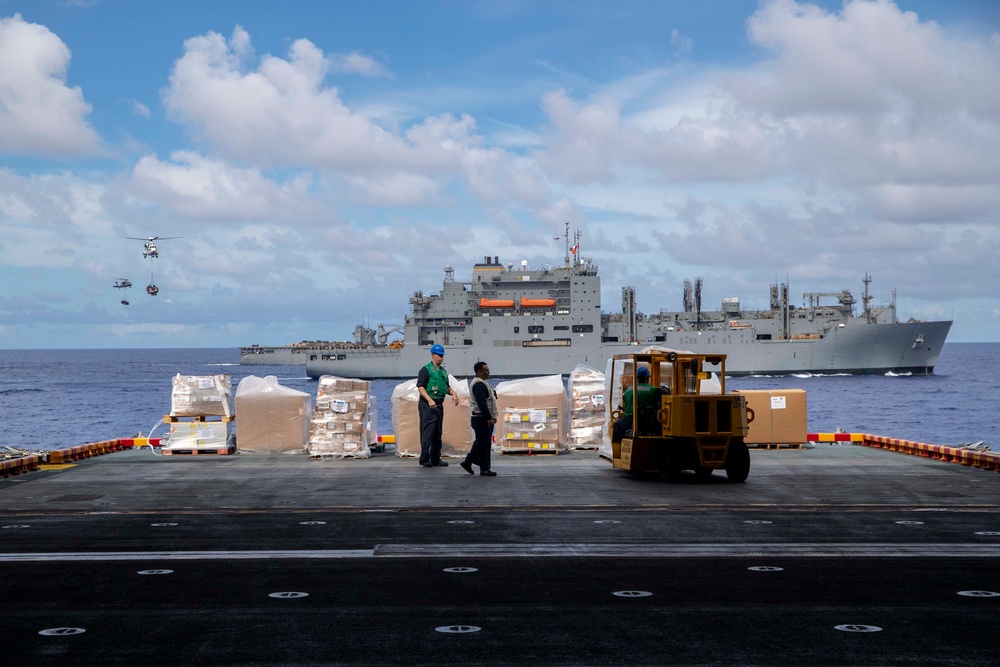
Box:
430, 344, 445, 356
637, 366, 650, 378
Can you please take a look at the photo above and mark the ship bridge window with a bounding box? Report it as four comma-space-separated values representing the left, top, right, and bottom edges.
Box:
554, 325, 569, 331
571, 324, 594, 333
528, 325, 544, 334
514, 326, 519, 334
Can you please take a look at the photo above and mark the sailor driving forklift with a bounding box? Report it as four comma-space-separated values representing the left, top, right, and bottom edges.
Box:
613, 364, 659, 441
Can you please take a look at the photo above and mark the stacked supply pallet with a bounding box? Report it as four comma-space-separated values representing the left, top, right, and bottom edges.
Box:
308, 376, 374, 459
566, 365, 606, 450
164, 374, 235, 455
390, 377, 471, 458
496, 375, 567, 454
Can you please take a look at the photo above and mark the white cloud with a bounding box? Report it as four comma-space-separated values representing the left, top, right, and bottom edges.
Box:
160, 26, 554, 213
130, 100, 150, 118
670, 29, 693, 57
129, 151, 316, 220
533, 0, 1000, 229
0, 14, 101, 156
328, 50, 391, 77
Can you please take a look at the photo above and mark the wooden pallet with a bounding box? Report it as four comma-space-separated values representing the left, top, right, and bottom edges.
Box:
164, 414, 235, 423
749, 442, 804, 450
161, 445, 237, 456
500, 445, 561, 455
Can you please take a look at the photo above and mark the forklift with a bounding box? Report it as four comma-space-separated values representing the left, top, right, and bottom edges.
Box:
608, 351, 754, 482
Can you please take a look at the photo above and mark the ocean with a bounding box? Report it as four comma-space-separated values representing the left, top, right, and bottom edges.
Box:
0, 344, 996, 451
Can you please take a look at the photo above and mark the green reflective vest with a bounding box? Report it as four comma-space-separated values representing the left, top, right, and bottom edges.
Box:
423, 362, 450, 401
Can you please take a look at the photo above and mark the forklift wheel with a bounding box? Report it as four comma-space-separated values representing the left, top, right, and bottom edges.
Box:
657, 450, 681, 482
725, 440, 751, 483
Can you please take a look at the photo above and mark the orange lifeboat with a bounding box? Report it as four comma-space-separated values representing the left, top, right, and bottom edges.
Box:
480, 298, 515, 308
520, 298, 556, 308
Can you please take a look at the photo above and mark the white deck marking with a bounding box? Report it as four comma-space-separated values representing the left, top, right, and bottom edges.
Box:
2, 543, 1000, 562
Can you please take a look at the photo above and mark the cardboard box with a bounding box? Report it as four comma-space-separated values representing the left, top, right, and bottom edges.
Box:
308, 376, 373, 458
166, 421, 230, 449
170, 374, 232, 417
391, 377, 472, 458
734, 389, 807, 446
495, 375, 568, 451
567, 365, 606, 449
235, 376, 312, 455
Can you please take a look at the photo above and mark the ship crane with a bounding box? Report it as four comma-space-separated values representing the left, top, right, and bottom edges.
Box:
377, 324, 403, 346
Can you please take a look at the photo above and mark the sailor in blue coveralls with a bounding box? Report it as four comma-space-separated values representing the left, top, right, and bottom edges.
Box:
416, 344, 458, 467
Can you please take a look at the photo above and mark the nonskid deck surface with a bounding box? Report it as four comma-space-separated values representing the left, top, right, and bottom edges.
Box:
2, 446, 998, 667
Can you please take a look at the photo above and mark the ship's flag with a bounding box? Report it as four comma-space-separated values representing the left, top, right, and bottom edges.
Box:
571, 244, 578, 254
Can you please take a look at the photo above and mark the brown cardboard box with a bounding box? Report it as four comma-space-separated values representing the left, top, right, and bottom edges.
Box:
308, 376, 372, 458
234, 375, 312, 455
391, 378, 472, 458
170, 374, 232, 417
734, 389, 807, 446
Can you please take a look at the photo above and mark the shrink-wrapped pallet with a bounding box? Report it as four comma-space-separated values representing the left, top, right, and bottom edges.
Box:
308, 376, 372, 458
167, 421, 230, 449
391, 377, 471, 458
495, 375, 567, 453
567, 365, 606, 450
170, 374, 232, 417
234, 375, 312, 455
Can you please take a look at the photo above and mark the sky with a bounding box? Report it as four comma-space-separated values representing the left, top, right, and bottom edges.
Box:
0, 0, 998, 349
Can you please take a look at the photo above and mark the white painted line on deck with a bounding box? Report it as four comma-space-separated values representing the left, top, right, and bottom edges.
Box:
3, 543, 1000, 562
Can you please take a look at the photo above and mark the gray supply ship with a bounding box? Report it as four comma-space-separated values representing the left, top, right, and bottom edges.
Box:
241, 242, 951, 378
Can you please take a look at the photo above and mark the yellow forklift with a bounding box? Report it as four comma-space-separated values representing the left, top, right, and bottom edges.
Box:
608, 351, 754, 482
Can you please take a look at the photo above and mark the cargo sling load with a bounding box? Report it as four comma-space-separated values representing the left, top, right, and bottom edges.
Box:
241, 232, 951, 378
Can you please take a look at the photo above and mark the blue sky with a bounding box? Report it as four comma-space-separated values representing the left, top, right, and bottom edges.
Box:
1, 0, 998, 349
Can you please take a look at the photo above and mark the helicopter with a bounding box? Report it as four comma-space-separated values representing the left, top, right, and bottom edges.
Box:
125, 236, 181, 259
113, 278, 132, 289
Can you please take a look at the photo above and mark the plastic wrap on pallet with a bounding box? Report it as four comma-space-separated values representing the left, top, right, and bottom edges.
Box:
391, 376, 471, 458
567, 365, 606, 449
235, 375, 312, 455
170, 374, 232, 417
308, 376, 372, 458
166, 421, 230, 449
495, 375, 567, 452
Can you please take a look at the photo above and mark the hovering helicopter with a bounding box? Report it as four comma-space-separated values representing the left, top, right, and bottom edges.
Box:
113, 278, 132, 289
125, 236, 181, 259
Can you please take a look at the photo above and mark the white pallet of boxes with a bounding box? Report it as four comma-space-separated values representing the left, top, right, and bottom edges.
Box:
164, 374, 234, 455
495, 375, 567, 454
308, 376, 374, 459
567, 365, 606, 450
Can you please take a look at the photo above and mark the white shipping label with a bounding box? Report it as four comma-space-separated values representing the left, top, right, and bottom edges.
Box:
198, 377, 215, 389
331, 399, 349, 413
528, 409, 547, 423
533, 422, 546, 432
771, 396, 787, 410
591, 394, 605, 408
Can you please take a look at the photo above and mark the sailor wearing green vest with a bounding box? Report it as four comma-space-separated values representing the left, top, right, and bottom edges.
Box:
614, 364, 658, 441
416, 344, 458, 467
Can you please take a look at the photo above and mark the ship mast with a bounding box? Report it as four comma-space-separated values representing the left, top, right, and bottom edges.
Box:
863, 273, 872, 324
563, 222, 570, 268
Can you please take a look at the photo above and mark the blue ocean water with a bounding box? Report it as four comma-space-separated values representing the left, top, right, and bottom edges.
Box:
0, 344, 996, 451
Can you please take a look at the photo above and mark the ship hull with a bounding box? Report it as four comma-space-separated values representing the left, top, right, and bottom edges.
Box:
304, 319, 951, 379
